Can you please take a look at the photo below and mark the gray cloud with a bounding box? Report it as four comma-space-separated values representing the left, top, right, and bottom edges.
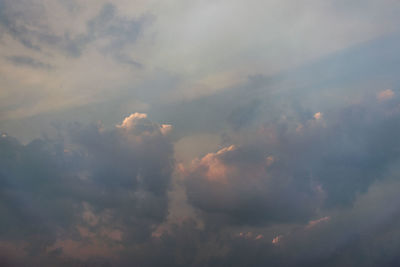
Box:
109, 178, 400, 267
62, 2, 151, 60
179, 88, 400, 228
6, 55, 53, 69
0, 1, 149, 64
0, 113, 174, 264
2, 1, 400, 266
0, 0, 44, 51
2, 87, 400, 267
183, 145, 322, 226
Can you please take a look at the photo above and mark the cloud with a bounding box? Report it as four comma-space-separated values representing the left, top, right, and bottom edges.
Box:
2, 1, 400, 266
177, 88, 400, 231
67, 2, 151, 61
272, 235, 283, 245
0, 113, 174, 263
2, 92, 400, 266
313, 112, 322, 120
377, 89, 395, 101
139, 177, 400, 267
258, 177, 400, 267
6, 55, 53, 69
306, 216, 330, 229
0, 1, 149, 61
117, 112, 151, 130
182, 144, 324, 226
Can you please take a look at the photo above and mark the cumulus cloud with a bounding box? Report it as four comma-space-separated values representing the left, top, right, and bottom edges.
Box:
138, 177, 400, 267
0, 113, 174, 264
116, 112, 172, 137
2, 88, 400, 267
2, 1, 400, 266
151, 61, 400, 266
182, 144, 324, 226
177, 87, 400, 232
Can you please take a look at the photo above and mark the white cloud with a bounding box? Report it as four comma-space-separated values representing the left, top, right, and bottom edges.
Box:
116, 112, 148, 129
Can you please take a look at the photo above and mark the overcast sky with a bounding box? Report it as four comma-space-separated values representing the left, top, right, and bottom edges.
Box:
1, 1, 400, 266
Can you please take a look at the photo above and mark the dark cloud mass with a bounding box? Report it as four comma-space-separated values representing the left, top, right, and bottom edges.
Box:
182, 93, 400, 226
183, 145, 322, 226
2, 92, 398, 266
0, 114, 174, 265
2, 0, 400, 266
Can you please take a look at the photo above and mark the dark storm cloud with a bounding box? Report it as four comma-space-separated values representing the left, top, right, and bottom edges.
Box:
0, 113, 174, 264
2, 3, 400, 265
156, 36, 400, 264
142, 34, 400, 230
180, 87, 400, 227
113, 177, 400, 267
252, 177, 400, 267
182, 145, 323, 226
1, 63, 400, 267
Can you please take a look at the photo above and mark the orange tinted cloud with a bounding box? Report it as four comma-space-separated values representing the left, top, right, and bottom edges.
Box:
306, 216, 330, 229
377, 89, 395, 101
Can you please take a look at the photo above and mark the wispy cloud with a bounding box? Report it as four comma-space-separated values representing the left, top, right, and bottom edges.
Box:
6, 55, 53, 69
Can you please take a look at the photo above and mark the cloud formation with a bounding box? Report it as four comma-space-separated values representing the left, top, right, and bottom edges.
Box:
179, 90, 400, 230
2, 1, 400, 266
5, 55, 53, 69
0, 113, 174, 264
182, 145, 323, 226
0, 1, 149, 61
2, 91, 400, 266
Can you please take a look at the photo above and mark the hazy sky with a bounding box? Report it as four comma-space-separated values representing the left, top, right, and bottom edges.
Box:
1, 1, 400, 266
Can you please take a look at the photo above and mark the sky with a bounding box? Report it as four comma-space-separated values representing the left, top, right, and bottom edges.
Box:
1, 0, 400, 266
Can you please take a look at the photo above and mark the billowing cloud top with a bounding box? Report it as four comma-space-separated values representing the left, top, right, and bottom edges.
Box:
116, 112, 172, 137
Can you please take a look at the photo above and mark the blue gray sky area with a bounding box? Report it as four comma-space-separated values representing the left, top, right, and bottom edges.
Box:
1, 1, 400, 266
